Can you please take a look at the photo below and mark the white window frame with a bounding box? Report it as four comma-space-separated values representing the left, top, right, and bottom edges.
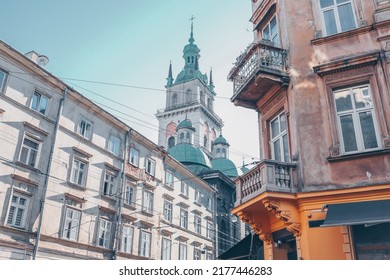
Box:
102, 171, 116, 197
178, 243, 187, 260
124, 183, 136, 207
62, 207, 81, 241
139, 230, 151, 258
262, 15, 279, 45
206, 251, 213, 260
180, 182, 189, 197
19, 135, 40, 168
163, 200, 173, 222
180, 208, 188, 229
165, 170, 174, 188
31, 91, 49, 115
194, 248, 202, 260
108, 135, 121, 156
207, 197, 213, 210
121, 226, 134, 254
206, 220, 213, 239
194, 215, 201, 235
194, 190, 202, 204
98, 218, 112, 248
333, 84, 380, 154
145, 158, 156, 176
7, 192, 29, 229
77, 117, 93, 140
70, 157, 88, 187
0, 68, 8, 93
129, 147, 140, 167
142, 189, 154, 214
270, 112, 289, 162
161, 238, 172, 260
319, 0, 357, 36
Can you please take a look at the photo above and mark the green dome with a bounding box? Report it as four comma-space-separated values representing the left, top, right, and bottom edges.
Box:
177, 119, 195, 131
168, 143, 211, 175
214, 134, 229, 146
211, 158, 238, 178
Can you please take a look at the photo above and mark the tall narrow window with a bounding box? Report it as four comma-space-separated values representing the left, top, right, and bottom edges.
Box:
129, 147, 140, 167
194, 190, 202, 204
19, 136, 40, 168
108, 135, 121, 156
31, 91, 49, 115
62, 208, 81, 241
0, 69, 7, 93
262, 16, 279, 44
179, 243, 187, 260
270, 112, 289, 162
142, 190, 154, 214
181, 182, 189, 197
78, 118, 93, 140
168, 136, 175, 149
71, 158, 88, 187
163, 201, 173, 222
334, 85, 379, 153
139, 230, 151, 258
319, 0, 356, 36
180, 209, 188, 229
146, 158, 156, 176
172, 93, 178, 107
161, 238, 172, 260
98, 219, 112, 248
206, 220, 213, 239
124, 183, 136, 207
165, 170, 174, 188
194, 215, 202, 235
194, 248, 202, 260
121, 226, 134, 254
7, 193, 29, 228
102, 171, 116, 196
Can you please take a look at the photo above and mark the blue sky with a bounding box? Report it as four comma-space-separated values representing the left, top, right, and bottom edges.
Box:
1, 0, 259, 168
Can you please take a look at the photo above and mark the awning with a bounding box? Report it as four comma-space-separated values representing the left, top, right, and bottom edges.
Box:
217, 233, 263, 260
321, 200, 390, 227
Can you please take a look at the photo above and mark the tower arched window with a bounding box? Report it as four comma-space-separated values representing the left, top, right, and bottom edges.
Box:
186, 132, 190, 142
168, 136, 175, 149
200, 91, 205, 105
186, 89, 192, 103
180, 133, 185, 143
207, 98, 212, 110
203, 136, 208, 148
172, 94, 178, 107
222, 148, 226, 158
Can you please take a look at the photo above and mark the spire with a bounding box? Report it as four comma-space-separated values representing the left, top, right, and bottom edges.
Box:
209, 68, 215, 91
189, 15, 195, 44
166, 61, 174, 87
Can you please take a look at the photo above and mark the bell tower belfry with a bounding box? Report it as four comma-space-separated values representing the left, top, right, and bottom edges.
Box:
156, 18, 223, 157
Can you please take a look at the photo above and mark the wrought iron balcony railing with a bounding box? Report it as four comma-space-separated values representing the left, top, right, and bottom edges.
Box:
229, 40, 289, 98
235, 159, 296, 206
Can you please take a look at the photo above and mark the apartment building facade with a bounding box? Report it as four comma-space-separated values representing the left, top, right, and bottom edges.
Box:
0, 40, 214, 260
229, 0, 390, 259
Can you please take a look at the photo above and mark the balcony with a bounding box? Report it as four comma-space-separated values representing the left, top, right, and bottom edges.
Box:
235, 160, 297, 206
228, 41, 290, 109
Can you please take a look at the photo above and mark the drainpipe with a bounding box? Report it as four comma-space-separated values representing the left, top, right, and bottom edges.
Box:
32, 88, 68, 260
112, 129, 130, 259
213, 189, 218, 259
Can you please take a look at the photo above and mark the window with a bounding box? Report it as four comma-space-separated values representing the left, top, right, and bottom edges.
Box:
102, 171, 116, 196
333, 85, 379, 153
194, 215, 201, 235
172, 93, 178, 106
139, 230, 151, 258
180, 209, 188, 229
124, 183, 136, 207
62, 208, 81, 241
206, 251, 213, 260
163, 201, 173, 222
168, 136, 175, 149
19, 136, 40, 168
98, 219, 112, 248
194, 248, 202, 260
161, 238, 172, 260
206, 220, 213, 239
78, 118, 93, 139
207, 197, 213, 210
70, 158, 88, 187
7, 193, 29, 228
108, 135, 121, 156
270, 112, 289, 162
319, 0, 356, 36
203, 136, 208, 148
146, 158, 156, 176
129, 147, 140, 167
179, 243, 187, 260
194, 190, 202, 204
181, 182, 189, 197
142, 190, 154, 214
0, 69, 7, 93
121, 226, 134, 254
165, 170, 174, 188
31, 91, 48, 115
262, 16, 279, 44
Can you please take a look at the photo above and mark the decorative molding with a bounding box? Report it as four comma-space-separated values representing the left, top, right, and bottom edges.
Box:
323, 65, 374, 83
23, 121, 49, 136
65, 192, 86, 204
11, 174, 39, 186
72, 146, 93, 159
329, 145, 340, 157
286, 223, 302, 237
263, 200, 291, 222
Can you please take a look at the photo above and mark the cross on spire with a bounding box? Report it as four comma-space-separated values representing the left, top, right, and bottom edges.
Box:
189, 15, 196, 43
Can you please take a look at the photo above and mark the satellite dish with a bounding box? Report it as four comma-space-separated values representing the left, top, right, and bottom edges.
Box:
37, 55, 49, 67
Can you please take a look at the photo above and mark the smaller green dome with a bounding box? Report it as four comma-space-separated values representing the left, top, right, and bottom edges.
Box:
211, 158, 238, 178
214, 134, 229, 146
177, 119, 195, 131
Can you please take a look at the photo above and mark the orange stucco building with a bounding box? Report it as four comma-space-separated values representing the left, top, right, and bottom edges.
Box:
229, 0, 390, 260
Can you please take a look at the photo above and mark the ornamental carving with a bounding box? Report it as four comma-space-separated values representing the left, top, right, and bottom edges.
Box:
324, 65, 373, 82
263, 200, 291, 222
259, 90, 286, 117
329, 145, 340, 157
286, 223, 302, 237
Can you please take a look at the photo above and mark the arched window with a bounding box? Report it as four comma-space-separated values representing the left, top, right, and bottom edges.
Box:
180, 133, 185, 143
222, 148, 227, 158
168, 136, 175, 149
200, 91, 205, 104
186, 132, 190, 142
186, 89, 192, 103
207, 98, 212, 109
203, 136, 208, 148
172, 93, 178, 107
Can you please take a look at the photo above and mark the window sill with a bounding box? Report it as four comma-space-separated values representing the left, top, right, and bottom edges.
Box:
312, 25, 372, 46
141, 210, 154, 217
193, 201, 202, 207
163, 184, 174, 191
123, 203, 136, 210
101, 194, 117, 202
327, 148, 390, 162
67, 181, 86, 190
179, 193, 189, 200
15, 161, 40, 173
